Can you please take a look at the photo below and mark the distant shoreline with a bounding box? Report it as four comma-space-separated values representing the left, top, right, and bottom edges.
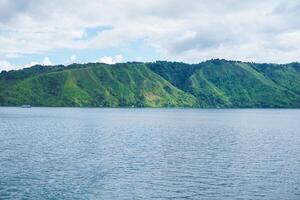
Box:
1, 106, 300, 109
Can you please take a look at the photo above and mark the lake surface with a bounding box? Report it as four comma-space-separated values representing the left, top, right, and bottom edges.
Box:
0, 108, 299, 200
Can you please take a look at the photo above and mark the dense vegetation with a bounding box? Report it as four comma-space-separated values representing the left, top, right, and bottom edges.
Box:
1, 60, 300, 108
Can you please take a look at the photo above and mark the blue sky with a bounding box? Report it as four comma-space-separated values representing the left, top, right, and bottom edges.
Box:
9, 38, 160, 66
1, 0, 300, 71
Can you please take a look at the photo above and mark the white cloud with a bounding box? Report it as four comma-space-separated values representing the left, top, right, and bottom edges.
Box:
97, 55, 123, 64
135, 56, 143, 62
98, 56, 114, 64
5, 53, 25, 58
0, 60, 16, 71
42, 57, 52, 65
1, 0, 300, 65
24, 57, 52, 68
70, 54, 76, 63
24, 61, 40, 68
114, 55, 123, 63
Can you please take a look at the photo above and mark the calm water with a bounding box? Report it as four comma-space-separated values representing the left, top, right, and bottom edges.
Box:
0, 108, 299, 200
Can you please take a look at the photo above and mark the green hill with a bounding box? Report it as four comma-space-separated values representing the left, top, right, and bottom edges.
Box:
1, 60, 300, 108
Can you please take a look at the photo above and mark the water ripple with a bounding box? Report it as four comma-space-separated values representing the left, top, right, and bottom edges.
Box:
0, 108, 300, 199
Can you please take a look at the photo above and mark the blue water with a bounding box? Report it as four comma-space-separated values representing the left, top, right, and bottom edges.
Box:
0, 108, 299, 200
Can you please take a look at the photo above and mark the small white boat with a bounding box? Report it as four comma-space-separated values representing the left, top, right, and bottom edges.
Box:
21, 105, 31, 108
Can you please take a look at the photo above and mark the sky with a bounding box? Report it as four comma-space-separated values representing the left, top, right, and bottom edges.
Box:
0, 0, 300, 71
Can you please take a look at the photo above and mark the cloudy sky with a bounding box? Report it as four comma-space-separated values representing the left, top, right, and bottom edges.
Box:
0, 0, 300, 71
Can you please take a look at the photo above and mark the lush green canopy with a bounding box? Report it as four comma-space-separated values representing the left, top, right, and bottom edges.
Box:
1, 60, 300, 108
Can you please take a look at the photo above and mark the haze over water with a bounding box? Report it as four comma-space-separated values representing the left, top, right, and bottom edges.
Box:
0, 108, 299, 199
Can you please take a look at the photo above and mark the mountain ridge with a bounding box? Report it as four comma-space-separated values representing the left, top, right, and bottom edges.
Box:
1, 59, 300, 108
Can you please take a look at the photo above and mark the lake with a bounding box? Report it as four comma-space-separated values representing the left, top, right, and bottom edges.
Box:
0, 108, 299, 199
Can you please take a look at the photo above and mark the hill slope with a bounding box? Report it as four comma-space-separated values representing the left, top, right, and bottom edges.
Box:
1, 60, 300, 108
0, 63, 197, 107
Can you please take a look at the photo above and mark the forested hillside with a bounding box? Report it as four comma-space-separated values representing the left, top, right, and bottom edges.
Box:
1, 60, 300, 108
